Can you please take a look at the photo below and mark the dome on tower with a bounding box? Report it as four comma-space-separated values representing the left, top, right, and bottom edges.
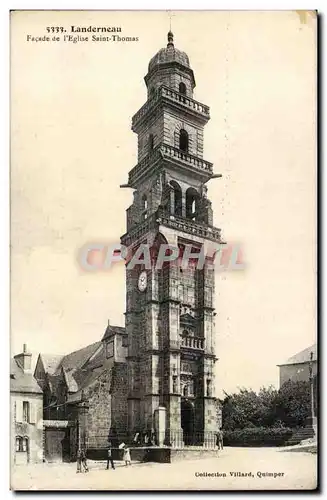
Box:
148, 31, 190, 73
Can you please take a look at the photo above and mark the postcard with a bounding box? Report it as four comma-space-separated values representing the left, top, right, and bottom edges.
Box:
10, 10, 317, 491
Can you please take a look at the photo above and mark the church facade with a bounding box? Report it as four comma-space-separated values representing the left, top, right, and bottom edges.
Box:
28, 32, 223, 462
121, 31, 223, 447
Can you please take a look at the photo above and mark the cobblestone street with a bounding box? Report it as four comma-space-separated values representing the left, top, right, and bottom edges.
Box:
11, 447, 317, 491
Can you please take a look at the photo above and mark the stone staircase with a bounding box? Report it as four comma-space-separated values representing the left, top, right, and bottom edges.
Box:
286, 427, 315, 446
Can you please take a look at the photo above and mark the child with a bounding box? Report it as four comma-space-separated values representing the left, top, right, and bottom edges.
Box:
80, 447, 89, 472
123, 445, 131, 466
76, 447, 82, 473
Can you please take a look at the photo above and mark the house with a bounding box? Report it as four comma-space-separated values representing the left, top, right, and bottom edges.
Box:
10, 344, 43, 465
33, 322, 128, 462
278, 344, 317, 387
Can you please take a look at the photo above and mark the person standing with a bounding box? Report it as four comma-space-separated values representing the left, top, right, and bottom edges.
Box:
123, 445, 131, 466
106, 442, 115, 470
216, 428, 224, 451
80, 447, 89, 472
76, 447, 82, 473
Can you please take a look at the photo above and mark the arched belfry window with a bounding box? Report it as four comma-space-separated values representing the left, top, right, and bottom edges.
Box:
186, 188, 199, 221
170, 180, 182, 217
142, 194, 148, 220
148, 134, 154, 151
179, 82, 187, 95
179, 129, 189, 152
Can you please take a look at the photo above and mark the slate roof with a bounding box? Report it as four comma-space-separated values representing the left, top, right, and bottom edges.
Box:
62, 368, 79, 393
39, 354, 64, 375
279, 344, 317, 366
41, 324, 125, 402
56, 341, 102, 373
10, 358, 43, 394
67, 367, 107, 404
102, 324, 126, 342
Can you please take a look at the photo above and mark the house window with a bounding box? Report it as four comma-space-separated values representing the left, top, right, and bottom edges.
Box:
179, 82, 187, 95
16, 437, 28, 452
106, 341, 114, 359
23, 401, 30, 423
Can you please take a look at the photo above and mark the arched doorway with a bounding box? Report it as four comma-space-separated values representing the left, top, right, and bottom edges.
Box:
181, 399, 195, 446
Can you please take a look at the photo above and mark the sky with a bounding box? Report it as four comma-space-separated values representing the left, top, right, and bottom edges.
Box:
11, 10, 316, 397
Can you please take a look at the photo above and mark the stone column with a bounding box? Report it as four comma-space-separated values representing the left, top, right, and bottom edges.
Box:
154, 407, 166, 446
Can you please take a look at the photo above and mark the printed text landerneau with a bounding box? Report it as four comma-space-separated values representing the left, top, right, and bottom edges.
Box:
71, 26, 122, 33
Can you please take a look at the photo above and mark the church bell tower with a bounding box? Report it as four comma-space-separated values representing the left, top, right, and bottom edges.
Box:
121, 32, 223, 446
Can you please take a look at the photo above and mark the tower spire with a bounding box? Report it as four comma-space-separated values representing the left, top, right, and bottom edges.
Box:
167, 30, 174, 47
167, 10, 174, 47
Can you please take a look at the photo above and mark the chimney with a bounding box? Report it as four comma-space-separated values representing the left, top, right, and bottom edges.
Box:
14, 344, 32, 373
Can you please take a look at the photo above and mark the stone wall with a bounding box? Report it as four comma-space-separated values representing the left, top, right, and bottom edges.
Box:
111, 362, 128, 436
84, 370, 112, 448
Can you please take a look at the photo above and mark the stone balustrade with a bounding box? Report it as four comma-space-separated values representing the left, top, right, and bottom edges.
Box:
181, 336, 205, 350
132, 85, 210, 129
157, 211, 221, 242
160, 143, 213, 174
122, 208, 221, 245
128, 143, 213, 187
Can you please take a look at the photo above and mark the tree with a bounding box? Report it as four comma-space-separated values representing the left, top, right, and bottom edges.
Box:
273, 380, 310, 428
222, 381, 310, 431
222, 386, 277, 430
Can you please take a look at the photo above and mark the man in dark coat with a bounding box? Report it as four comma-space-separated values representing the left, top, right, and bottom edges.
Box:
106, 442, 115, 470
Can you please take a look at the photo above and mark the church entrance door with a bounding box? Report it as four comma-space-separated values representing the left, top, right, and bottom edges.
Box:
181, 399, 195, 446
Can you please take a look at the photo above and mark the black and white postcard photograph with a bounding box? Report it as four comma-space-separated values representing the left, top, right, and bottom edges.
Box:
9, 9, 317, 491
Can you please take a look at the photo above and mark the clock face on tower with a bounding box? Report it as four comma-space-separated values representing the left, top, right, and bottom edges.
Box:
138, 270, 147, 292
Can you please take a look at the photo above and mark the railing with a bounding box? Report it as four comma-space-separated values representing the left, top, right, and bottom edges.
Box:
132, 85, 210, 129
121, 212, 159, 246
181, 336, 205, 350
160, 143, 213, 174
128, 143, 213, 187
128, 145, 162, 186
86, 430, 219, 450
122, 208, 221, 245
161, 86, 210, 116
157, 210, 221, 242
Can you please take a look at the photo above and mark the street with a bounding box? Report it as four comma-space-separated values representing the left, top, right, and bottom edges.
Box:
11, 447, 317, 491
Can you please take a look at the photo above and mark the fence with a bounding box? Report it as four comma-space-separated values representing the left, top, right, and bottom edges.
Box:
86, 429, 219, 450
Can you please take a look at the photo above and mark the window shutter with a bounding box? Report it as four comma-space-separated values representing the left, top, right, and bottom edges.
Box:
16, 400, 23, 423
29, 403, 36, 424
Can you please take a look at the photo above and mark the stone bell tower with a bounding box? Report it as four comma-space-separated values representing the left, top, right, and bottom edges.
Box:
121, 32, 223, 446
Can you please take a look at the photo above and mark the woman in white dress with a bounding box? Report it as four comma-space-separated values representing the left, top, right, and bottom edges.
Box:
123, 445, 131, 466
